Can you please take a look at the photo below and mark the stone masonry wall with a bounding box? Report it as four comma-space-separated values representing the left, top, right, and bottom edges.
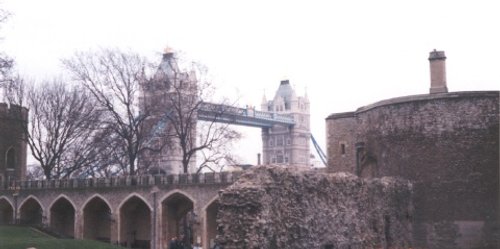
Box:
326, 112, 357, 173
0, 172, 240, 249
216, 165, 413, 249
0, 103, 28, 182
326, 91, 499, 248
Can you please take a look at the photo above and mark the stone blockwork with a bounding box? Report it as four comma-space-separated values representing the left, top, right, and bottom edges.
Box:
0, 172, 241, 249
326, 91, 499, 248
216, 165, 413, 249
0, 103, 28, 183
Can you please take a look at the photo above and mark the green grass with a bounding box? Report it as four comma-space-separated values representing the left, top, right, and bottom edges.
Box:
0, 225, 124, 249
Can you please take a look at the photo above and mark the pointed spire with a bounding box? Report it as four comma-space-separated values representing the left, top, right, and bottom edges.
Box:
261, 89, 268, 111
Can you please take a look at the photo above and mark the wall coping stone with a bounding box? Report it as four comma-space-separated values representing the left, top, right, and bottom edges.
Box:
326, 91, 499, 120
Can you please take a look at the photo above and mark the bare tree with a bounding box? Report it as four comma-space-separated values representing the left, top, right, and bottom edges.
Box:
155, 52, 241, 173
26, 163, 44, 180
6, 78, 104, 179
196, 127, 242, 173
0, 8, 13, 88
63, 49, 160, 175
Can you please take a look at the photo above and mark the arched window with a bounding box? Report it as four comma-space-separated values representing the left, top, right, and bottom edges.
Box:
6, 148, 15, 170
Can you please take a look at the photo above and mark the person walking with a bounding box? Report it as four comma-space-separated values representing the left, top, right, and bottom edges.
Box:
168, 237, 179, 249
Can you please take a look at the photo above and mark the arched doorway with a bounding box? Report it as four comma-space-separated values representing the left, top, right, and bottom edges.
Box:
162, 192, 195, 247
119, 195, 151, 249
50, 197, 75, 238
19, 197, 43, 226
204, 199, 219, 249
0, 197, 13, 225
83, 196, 112, 242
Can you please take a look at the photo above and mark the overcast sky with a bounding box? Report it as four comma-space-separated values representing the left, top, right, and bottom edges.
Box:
2, 0, 499, 165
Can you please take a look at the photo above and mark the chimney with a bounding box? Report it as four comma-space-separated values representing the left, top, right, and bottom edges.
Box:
257, 153, 261, 165
428, 49, 448, 94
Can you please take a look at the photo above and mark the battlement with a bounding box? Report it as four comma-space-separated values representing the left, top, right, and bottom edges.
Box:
0, 102, 29, 121
0, 171, 243, 190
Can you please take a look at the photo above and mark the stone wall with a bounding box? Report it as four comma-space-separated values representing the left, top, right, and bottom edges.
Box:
0, 103, 28, 182
216, 165, 413, 249
0, 171, 241, 249
325, 112, 357, 173
326, 91, 499, 248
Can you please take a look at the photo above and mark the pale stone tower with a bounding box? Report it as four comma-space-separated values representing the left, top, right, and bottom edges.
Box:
139, 50, 197, 174
261, 80, 310, 166
429, 49, 448, 94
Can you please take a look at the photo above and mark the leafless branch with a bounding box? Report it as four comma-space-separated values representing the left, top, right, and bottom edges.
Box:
63, 48, 162, 175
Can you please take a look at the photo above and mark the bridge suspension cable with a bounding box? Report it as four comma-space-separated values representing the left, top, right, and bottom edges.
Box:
310, 134, 327, 167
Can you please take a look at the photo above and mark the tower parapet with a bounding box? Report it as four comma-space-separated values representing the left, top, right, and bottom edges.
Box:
0, 103, 29, 121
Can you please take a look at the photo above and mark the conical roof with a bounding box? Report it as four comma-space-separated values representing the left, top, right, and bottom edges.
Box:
273, 80, 297, 106
157, 52, 179, 78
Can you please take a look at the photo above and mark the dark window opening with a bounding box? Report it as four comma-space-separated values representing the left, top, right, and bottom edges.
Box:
340, 144, 346, 155
6, 148, 15, 169
277, 137, 284, 146
276, 156, 283, 164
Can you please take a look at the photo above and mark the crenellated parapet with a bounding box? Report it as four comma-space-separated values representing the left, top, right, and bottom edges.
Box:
0, 102, 29, 122
0, 171, 243, 191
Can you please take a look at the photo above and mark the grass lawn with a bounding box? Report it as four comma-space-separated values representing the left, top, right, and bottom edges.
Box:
0, 225, 124, 249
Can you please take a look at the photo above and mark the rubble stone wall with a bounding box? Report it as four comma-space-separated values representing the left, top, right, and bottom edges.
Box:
216, 165, 413, 249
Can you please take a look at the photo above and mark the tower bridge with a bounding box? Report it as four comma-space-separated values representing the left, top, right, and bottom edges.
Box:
0, 51, 319, 249
141, 51, 313, 174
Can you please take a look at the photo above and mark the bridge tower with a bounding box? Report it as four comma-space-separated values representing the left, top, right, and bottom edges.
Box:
261, 80, 310, 167
139, 50, 197, 174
